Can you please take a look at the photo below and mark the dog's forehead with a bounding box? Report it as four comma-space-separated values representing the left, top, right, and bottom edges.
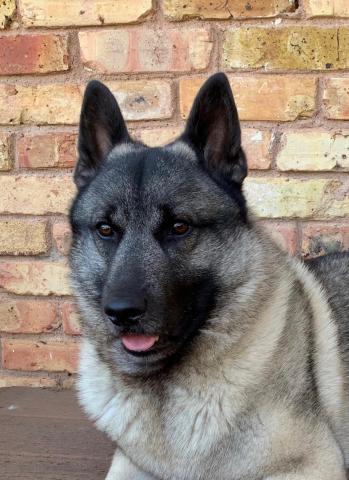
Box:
103, 142, 216, 199
78, 140, 231, 221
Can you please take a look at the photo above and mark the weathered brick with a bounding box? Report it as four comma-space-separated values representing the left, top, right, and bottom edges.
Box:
79, 27, 212, 73
0, 81, 172, 124
223, 27, 349, 71
277, 131, 349, 171
324, 78, 349, 120
180, 76, 316, 121
0, 34, 69, 75
20, 0, 153, 27
61, 303, 81, 335
52, 221, 72, 256
18, 133, 77, 169
0, 0, 16, 29
0, 219, 48, 255
304, 0, 349, 18
137, 127, 271, 167
0, 375, 57, 388
0, 175, 75, 214
137, 126, 183, 146
0, 261, 71, 295
245, 177, 349, 219
2, 339, 79, 373
0, 300, 59, 333
242, 129, 271, 170
0, 84, 82, 125
105, 80, 173, 121
163, 0, 295, 20
301, 223, 349, 258
261, 221, 298, 255
0, 133, 12, 171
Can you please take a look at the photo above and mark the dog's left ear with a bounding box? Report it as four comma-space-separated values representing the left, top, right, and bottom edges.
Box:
75, 80, 130, 189
182, 73, 247, 185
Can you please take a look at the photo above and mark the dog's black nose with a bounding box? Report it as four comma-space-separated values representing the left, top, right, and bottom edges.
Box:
104, 298, 146, 326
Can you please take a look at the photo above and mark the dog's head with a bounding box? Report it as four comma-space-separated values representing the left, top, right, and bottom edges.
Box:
70, 73, 265, 376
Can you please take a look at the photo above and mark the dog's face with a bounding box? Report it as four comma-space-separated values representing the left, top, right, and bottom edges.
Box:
70, 73, 252, 376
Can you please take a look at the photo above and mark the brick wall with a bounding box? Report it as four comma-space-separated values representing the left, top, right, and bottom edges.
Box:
0, 0, 348, 388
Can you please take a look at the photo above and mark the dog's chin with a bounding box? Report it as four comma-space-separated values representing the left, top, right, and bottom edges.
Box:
108, 336, 184, 376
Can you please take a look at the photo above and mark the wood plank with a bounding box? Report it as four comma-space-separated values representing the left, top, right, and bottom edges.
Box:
0, 452, 110, 480
0, 387, 115, 479
0, 387, 82, 419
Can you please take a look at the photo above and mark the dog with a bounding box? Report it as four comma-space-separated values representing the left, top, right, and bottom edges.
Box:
69, 72, 349, 479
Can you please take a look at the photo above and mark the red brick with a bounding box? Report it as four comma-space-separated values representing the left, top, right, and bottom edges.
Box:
2, 339, 79, 373
61, 303, 81, 335
0, 300, 59, 333
301, 223, 349, 258
79, 27, 212, 73
0, 34, 69, 75
324, 78, 349, 120
180, 76, 316, 121
261, 221, 298, 255
18, 133, 77, 169
53, 221, 72, 256
242, 129, 271, 170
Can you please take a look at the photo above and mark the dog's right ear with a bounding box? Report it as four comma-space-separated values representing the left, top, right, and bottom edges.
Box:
75, 80, 130, 189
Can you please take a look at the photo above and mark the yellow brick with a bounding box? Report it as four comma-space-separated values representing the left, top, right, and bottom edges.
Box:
105, 80, 173, 121
0, 80, 172, 125
0, 84, 82, 125
0, 0, 15, 29
0, 220, 49, 255
245, 177, 349, 219
304, 0, 349, 18
20, 0, 153, 27
223, 27, 349, 71
0, 375, 57, 388
0, 175, 75, 214
163, 0, 295, 20
0, 133, 11, 170
138, 126, 183, 146
277, 131, 349, 171
0, 261, 71, 295
180, 76, 316, 121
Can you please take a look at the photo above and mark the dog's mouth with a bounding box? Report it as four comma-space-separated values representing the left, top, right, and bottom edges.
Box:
121, 334, 159, 354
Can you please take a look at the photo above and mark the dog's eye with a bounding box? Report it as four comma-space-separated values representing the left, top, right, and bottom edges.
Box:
170, 221, 190, 236
96, 223, 114, 238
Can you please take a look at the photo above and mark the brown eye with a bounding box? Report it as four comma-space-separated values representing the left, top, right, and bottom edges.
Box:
171, 221, 190, 236
96, 223, 113, 238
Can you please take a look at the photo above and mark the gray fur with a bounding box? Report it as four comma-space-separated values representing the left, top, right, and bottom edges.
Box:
70, 74, 349, 479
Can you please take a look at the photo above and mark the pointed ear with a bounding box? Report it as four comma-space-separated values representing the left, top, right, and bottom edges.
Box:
182, 73, 247, 185
75, 80, 130, 189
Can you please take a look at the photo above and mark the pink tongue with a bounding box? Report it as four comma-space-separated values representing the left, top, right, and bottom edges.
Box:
122, 335, 159, 352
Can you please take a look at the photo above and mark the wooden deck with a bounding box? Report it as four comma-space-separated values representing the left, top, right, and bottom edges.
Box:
0, 387, 115, 480
2, 387, 349, 479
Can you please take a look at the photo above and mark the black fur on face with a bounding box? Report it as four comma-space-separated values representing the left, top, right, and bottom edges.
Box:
70, 73, 249, 376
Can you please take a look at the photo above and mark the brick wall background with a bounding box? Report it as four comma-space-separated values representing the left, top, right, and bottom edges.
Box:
0, 0, 348, 388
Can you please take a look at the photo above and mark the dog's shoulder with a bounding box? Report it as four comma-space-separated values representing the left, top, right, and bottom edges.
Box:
306, 252, 349, 355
